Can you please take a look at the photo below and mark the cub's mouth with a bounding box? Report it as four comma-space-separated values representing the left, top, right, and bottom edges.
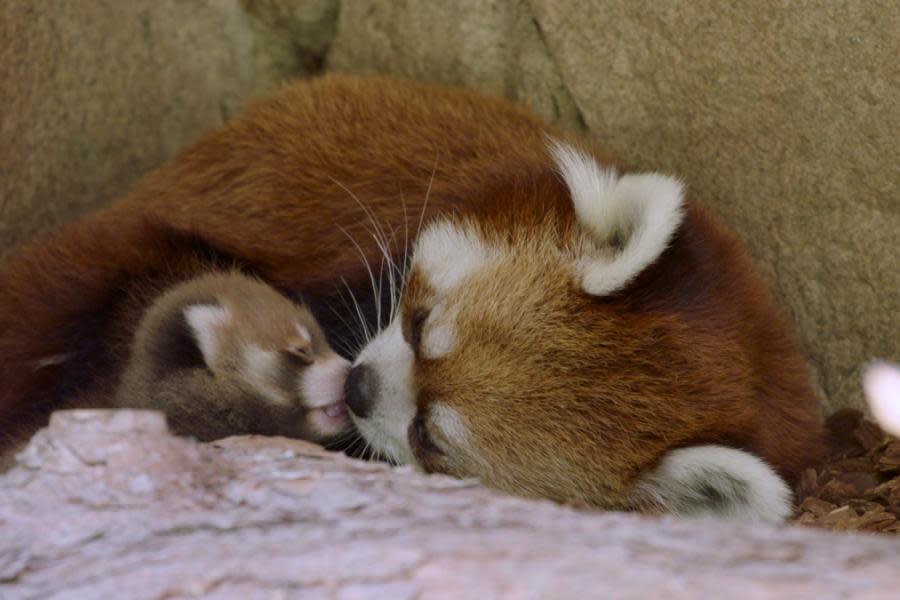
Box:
305, 401, 350, 440
302, 357, 352, 439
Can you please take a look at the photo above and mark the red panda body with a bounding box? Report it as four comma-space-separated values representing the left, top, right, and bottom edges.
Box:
0, 75, 823, 519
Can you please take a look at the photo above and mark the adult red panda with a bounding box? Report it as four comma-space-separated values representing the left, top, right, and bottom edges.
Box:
0, 75, 824, 520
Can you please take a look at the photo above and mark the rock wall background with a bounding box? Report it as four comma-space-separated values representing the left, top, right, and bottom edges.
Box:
0, 0, 336, 247
1, 0, 897, 411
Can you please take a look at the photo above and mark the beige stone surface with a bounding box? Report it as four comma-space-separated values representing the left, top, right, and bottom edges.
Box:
327, 0, 900, 412
3, 409, 900, 598
0, 0, 337, 249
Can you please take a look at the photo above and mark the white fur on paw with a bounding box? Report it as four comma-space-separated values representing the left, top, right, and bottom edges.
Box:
631, 445, 792, 524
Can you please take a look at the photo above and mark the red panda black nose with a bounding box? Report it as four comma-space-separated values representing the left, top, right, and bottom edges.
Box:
344, 364, 376, 419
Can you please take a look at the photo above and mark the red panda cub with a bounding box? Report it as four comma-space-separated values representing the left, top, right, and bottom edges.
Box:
116, 271, 350, 443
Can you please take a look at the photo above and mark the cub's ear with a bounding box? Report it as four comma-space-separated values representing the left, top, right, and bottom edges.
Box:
548, 139, 685, 296
628, 445, 793, 524
183, 304, 231, 367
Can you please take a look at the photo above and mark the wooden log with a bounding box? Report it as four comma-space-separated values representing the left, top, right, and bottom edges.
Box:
1, 410, 898, 599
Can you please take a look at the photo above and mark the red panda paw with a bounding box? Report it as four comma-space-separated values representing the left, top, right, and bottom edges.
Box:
629, 445, 793, 525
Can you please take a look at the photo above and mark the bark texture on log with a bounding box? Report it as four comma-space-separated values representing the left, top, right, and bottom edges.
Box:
2, 410, 899, 599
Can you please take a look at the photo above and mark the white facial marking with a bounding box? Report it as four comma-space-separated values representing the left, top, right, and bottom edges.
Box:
294, 323, 312, 344
865, 361, 900, 437
184, 304, 231, 366
243, 344, 275, 377
431, 403, 469, 447
415, 220, 500, 294
421, 303, 457, 360
241, 344, 290, 406
302, 356, 350, 409
352, 319, 416, 464
548, 139, 685, 296
423, 322, 456, 360
631, 445, 792, 524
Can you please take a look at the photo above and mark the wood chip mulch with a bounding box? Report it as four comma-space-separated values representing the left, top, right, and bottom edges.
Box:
792, 408, 900, 534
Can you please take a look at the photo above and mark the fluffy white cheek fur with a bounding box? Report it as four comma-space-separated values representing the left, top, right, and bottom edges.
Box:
352, 319, 417, 464
302, 356, 351, 437
302, 356, 350, 409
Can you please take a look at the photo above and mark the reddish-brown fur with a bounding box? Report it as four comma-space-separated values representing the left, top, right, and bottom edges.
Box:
0, 75, 824, 486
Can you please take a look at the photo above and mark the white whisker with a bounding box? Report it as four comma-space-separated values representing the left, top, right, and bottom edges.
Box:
337, 224, 381, 335
324, 302, 363, 356
384, 221, 403, 322
371, 224, 401, 324
416, 154, 439, 243
398, 189, 411, 323
331, 284, 369, 348
339, 275, 372, 346
325, 427, 360, 452
331, 176, 405, 335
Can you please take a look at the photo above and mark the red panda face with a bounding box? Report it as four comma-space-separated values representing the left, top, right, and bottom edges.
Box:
344, 139, 822, 523
345, 140, 706, 508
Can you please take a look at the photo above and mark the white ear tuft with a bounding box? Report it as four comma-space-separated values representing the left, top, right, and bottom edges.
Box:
548, 139, 685, 296
184, 304, 231, 366
629, 445, 793, 524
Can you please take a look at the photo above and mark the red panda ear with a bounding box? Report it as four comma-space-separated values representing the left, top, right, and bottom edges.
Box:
183, 304, 231, 367
548, 139, 685, 296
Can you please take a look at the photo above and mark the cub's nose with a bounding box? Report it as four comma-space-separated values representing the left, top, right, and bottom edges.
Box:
344, 364, 376, 419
